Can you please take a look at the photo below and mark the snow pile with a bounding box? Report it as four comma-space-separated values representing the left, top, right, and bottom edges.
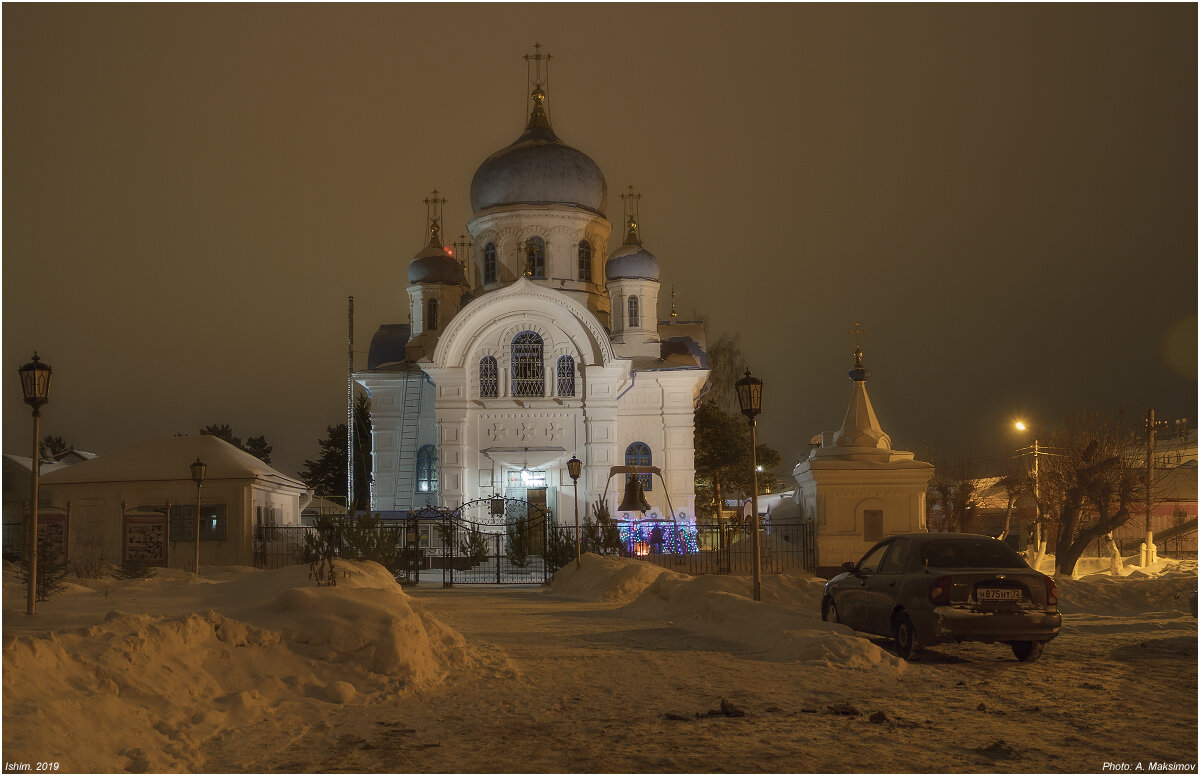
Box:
1055, 572, 1196, 615
548, 552, 680, 602
2, 561, 479, 773
551, 554, 904, 673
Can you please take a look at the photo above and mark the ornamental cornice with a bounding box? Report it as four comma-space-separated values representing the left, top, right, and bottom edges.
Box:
433, 277, 617, 369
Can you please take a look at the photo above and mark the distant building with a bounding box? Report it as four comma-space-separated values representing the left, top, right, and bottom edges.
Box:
39, 435, 308, 569
354, 49, 708, 527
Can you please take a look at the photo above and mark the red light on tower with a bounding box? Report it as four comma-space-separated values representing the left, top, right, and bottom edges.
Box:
444, 246, 454, 256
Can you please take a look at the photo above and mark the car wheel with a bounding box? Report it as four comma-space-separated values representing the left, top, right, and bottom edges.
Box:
822, 598, 840, 624
1011, 641, 1045, 662
892, 611, 920, 661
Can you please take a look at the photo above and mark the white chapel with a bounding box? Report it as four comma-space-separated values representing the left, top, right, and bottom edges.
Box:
355, 49, 708, 527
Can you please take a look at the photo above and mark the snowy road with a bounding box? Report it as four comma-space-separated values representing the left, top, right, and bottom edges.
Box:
3, 558, 1196, 774
209, 585, 1197, 774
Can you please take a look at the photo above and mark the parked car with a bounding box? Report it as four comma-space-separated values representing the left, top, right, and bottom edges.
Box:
821, 533, 1062, 661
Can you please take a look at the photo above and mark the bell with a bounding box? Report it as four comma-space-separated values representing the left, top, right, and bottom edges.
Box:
618, 477, 652, 514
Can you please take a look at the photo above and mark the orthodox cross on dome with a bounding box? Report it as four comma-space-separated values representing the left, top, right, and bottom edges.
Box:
524, 43, 553, 129
620, 185, 643, 245
848, 322, 869, 380
422, 189, 447, 248
452, 233, 474, 285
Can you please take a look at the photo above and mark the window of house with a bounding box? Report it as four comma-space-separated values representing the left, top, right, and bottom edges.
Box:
427, 298, 438, 331
479, 356, 499, 398
628, 296, 640, 328
625, 442, 652, 491
484, 242, 497, 284
526, 236, 546, 278
578, 240, 592, 282
511, 331, 545, 397
416, 445, 438, 493
169, 504, 227, 542
556, 355, 575, 397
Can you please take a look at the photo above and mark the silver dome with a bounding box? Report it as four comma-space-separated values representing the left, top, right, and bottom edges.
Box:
408, 229, 462, 285
605, 242, 660, 281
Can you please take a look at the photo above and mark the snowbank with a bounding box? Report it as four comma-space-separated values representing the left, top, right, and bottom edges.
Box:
548, 552, 679, 602
550, 554, 905, 673
2, 561, 479, 773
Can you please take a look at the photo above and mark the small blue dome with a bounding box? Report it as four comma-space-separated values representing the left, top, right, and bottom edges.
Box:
605, 242, 660, 281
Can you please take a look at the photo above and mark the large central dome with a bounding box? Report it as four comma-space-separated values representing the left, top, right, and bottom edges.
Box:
470, 88, 607, 215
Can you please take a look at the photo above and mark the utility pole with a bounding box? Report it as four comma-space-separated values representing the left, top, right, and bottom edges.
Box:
347, 296, 355, 519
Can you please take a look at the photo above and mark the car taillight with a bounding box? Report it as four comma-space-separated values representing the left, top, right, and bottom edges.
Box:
1045, 577, 1058, 607
930, 575, 952, 605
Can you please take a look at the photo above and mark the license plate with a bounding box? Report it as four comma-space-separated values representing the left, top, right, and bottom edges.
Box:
977, 588, 1022, 602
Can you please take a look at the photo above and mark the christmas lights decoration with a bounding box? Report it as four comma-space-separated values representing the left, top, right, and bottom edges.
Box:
617, 518, 700, 555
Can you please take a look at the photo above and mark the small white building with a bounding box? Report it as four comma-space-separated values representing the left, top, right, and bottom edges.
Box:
39, 435, 308, 569
791, 347, 935, 574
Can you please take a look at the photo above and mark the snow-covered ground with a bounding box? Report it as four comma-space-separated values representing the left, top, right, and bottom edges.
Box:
3, 554, 1196, 773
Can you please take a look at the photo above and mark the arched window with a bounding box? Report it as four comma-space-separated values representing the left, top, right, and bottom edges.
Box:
479, 356, 498, 398
578, 240, 592, 282
625, 442, 652, 491
416, 445, 438, 493
525, 236, 546, 278
484, 243, 497, 284
426, 298, 438, 331
556, 355, 575, 397
511, 331, 544, 397
628, 296, 640, 328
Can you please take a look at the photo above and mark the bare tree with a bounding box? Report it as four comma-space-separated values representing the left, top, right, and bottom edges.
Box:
703, 332, 745, 413
1042, 412, 1142, 576
926, 453, 981, 533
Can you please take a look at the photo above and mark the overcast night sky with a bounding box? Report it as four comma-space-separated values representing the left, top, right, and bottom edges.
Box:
4, 4, 1196, 481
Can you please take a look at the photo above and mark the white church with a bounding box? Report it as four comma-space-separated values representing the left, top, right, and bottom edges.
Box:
355, 49, 708, 527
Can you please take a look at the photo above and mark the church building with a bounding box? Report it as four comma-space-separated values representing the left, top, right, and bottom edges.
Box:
355, 48, 708, 527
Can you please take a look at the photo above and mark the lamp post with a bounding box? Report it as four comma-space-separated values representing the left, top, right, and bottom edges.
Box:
190, 457, 206, 574
735, 368, 763, 602
18, 353, 52, 616
1014, 421, 1043, 563
567, 455, 583, 568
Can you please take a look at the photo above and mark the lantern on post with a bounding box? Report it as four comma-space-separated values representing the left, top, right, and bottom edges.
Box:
18, 353, 52, 616
190, 457, 206, 575
567, 455, 583, 567
735, 368, 764, 602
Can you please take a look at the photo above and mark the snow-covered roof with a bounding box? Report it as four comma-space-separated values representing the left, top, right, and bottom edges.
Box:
2, 454, 72, 478
40, 435, 306, 491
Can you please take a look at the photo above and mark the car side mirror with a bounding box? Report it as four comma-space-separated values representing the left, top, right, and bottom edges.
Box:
841, 561, 857, 574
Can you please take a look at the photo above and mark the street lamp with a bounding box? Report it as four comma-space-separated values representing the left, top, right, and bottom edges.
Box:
1013, 420, 1043, 563
735, 368, 763, 602
18, 352, 52, 616
567, 455, 583, 568
190, 457, 206, 574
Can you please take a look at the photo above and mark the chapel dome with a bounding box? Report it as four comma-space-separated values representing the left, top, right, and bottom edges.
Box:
605, 242, 660, 281
470, 87, 607, 216
407, 223, 461, 285
605, 214, 660, 281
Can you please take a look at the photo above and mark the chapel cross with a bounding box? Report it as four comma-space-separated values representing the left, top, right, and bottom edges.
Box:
848, 322, 867, 366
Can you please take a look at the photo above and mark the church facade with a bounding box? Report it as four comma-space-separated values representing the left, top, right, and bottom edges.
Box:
355, 52, 708, 527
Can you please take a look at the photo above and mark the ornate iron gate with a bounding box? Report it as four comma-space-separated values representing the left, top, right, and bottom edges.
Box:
437, 497, 562, 586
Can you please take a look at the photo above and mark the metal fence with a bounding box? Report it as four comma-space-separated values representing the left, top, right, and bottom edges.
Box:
249, 515, 817, 583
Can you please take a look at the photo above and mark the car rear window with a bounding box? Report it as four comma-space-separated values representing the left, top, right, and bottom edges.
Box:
920, 539, 1028, 569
